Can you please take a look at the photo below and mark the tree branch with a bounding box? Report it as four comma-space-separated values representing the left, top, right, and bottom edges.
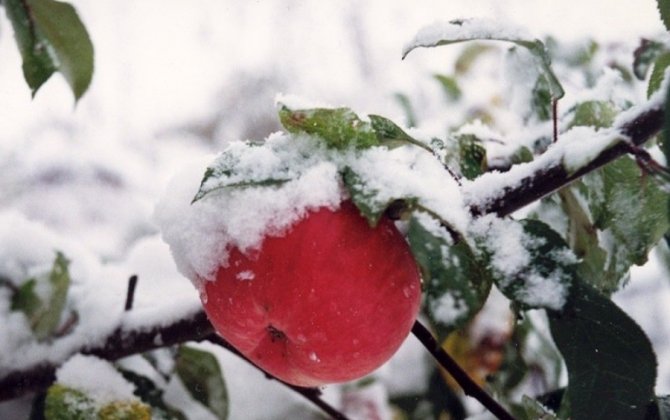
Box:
411, 321, 516, 420
468, 99, 664, 217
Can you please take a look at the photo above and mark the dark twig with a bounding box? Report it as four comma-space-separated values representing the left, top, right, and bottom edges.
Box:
411, 320, 516, 420
206, 334, 351, 420
124, 275, 138, 311
552, 98, 559, 143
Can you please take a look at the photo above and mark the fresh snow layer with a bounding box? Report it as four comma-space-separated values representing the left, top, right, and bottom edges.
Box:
155, 129, 469, 289
56, 354, 138, 404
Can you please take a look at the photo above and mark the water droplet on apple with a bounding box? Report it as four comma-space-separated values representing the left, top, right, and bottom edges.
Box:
296, 334, 307, 343
199, 290, 208, 304
402, 287, 411, 298
309, 352, 321, 363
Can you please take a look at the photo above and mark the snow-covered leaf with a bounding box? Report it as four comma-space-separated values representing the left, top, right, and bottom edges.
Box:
473, 218, 575, 311
4, 0, 94, 101
548, 280, 657, 420
175, 345, 228, 420
11, 251, 71, 341
519, 395, 557, 420
342, 168, 410, 226
367, 114, 430, 152
403, 18, 564, 99
44, 384, 151, 420
278, 104, 378, 150
408, 213, 491, 339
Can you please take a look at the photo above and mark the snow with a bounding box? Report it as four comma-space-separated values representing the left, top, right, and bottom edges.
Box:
56, 354, 137, 404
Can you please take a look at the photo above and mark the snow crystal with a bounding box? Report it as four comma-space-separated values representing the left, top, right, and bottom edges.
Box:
403, 18, 532, 58
236, 270, 255, 281
56, 354, 137, 405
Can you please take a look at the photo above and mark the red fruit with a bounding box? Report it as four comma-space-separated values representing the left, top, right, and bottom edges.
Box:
201, 201, 422, 387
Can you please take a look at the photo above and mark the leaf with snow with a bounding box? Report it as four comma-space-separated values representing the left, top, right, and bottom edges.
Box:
278, 104, 378, 150
4, 0, 94, 101
44, 384, 151, 420
342, 168, 409, 226
403, 18, 564, 99
11, 251, 71, 341
175, 345, 229, 420
472, 218, 575, 311
548, 280, 657, 420
408, 213, 491, 339
192, 142, 294, 202
520, 395, 558, 420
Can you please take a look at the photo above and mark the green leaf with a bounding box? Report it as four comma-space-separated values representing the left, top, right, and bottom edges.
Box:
664, 79, 670, 176
278, 104, 378, 150
531, 75, 552, 121
454, 43, 495, 75
11, 251, 71, 341
403, 19, 564, 99
4, 0, 94, 100
393, 92, 417, 128
633, 39, 666, 80
433, 74, 462, 102
657, 0, 670, 31
548, 281, 657, 420
567, 101, 617, 129
407, 213, 492, 339
44, 384, 151, 420
581, 156, 669, 290
648, 53, 670, 98
456, 134, 487, 180
175, 346, 228, 420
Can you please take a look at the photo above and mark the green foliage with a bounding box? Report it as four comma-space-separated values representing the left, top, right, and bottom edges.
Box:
11, 251, 71, 341
567, 100, 617, 129
657, 0, 670, 31
278, 105, 379, 150
633, 40, 666, 80
433, 74, 462, 102
455, 134, 487, 180
117, 369, 187, 420
648, 53, 670, 97
3, 0, 94, 101
44, 384, 151, 420
341, 168, 403, 226
407, 214, 492, 339
548, 281, 657, 420
175, 345, 229, 419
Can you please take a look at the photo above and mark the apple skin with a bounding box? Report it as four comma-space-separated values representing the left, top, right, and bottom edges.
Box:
202, 201, 422, 387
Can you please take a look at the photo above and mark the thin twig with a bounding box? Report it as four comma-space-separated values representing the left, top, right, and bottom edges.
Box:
206, 334, 351, 420
411, 320, 516, 420
124, 275, 138, 311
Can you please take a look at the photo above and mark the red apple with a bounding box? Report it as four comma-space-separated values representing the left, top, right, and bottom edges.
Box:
201, 201, 422, 387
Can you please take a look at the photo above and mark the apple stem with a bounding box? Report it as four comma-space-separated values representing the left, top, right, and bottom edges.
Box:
124, 275, 138, 311
411, 320, 516, 420
206, 334, 352, 420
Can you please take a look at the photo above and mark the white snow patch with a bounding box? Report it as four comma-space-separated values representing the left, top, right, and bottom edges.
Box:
403, 18, 532, 58
430, 293, 468, 326
56, 354, 137, 405
236, 270, 255, 281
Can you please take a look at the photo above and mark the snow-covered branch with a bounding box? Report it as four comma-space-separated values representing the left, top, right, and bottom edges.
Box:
465, 92, 665, 217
